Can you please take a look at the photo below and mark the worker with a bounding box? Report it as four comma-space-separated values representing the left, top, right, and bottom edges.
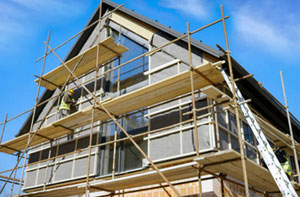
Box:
282, 156, 292, 180
59, 89, 76, 119
275, 149, 292, 180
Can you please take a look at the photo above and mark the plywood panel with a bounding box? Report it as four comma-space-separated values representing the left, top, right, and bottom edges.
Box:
35, 37, 128, 90
201, 85, 231, 102
111, 11, 158, 40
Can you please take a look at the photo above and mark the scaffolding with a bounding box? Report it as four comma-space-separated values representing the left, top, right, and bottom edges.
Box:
0, 1, 299, 197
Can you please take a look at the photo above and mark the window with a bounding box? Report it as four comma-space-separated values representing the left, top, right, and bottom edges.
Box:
243, 122, 255, 146
27, 134, 98, 164
151, 109, 180, 131
216, 106, 226, 127
246, 145, 257, 162
229, 112, 238, 135
100, 110, 148, 175
231, 135, 240, 152
104, 29, 148, 96
28, 151, 40, 164
219, 128, 229, 150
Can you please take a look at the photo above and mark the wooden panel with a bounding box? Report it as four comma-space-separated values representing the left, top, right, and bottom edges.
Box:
196, 150, 278, 192
255, 114, 300, 152
111, 11, 158, 40
201, 85, 231, 102
35, 37, 128, 90
1, 62, 223, 154
0, 126, 67, 154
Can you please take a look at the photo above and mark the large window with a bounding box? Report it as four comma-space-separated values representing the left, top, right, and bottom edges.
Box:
99, 109, 148, 176
215, 109, 261, 163
27, 134, 99, 165
104, 29, 148, 97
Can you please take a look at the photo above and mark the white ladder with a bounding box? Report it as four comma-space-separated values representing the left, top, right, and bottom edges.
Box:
220, 69, 298, 197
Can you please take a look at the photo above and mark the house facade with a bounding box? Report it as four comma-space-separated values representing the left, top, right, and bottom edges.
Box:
5, 0, 300, 196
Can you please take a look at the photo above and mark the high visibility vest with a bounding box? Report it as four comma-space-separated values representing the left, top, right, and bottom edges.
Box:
282, 156, 292, 177
59, 95, 71, 110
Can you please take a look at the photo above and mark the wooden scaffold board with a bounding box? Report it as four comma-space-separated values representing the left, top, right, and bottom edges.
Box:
21, 150, 280, 196
35, 37, 128, 90
195, 150, 278, 192
0, 61, 223, 154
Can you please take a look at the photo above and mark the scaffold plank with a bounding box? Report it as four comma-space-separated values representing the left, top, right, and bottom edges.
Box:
200, 85, 231, 102
197, 150, 278, 192
35, 37, 128, 90
1, 62, 223, 154
21, 150, 280, 196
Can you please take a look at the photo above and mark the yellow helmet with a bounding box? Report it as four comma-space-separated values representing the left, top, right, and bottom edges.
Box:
69, 89, 74, 94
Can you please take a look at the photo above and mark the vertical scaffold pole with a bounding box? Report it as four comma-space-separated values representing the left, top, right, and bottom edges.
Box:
86, 1, 103, 195
112, 122, 118, 179
213, 100, 221, 151
280, 70, 300, 182
220, 5, 249, 196
10, 152, 19, 197
0, 113, 8, 145
17, 153, 26, 197
186, 21, 202, 197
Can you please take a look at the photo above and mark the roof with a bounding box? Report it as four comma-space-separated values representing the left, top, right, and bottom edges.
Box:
17, 0, 300, 141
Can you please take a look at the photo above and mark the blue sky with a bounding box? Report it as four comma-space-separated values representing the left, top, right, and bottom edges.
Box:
0, 0, 299, 194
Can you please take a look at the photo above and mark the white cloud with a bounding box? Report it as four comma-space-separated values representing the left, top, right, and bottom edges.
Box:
160, 0, 209, 20
232, 1, 300, 54
235, 13, 290, 51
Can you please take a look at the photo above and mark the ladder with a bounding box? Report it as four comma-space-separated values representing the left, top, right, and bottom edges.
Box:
220, 69, 298, 197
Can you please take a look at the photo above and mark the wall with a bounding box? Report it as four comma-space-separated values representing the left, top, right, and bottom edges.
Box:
88, 178, 265, 197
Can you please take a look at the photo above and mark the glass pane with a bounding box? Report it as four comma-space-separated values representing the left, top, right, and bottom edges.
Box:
124, 111, 148, 135
100, 111, 148, 175
121, 111, 148, 171
243, 122, 255, 145
100, 122, 120, 175
104, 30, 148, 96
219, 128, 229, 150
196, 99, 207, 116
28, 151, 40, 164
246, 144, 257, 162
217, 106, 226, 127
150, 109, 179, 131
41, 146, 56, 160
123, 136, 146, 171
229, 112, 237, 135
231, 135, 240, 152
58, 141, 75, 156
77, 136, 89, 150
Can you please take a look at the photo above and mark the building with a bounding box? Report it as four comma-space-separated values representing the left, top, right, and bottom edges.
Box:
1, 0, 300, 196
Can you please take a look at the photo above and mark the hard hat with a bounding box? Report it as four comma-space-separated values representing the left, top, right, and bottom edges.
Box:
69, 89, 74, 94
